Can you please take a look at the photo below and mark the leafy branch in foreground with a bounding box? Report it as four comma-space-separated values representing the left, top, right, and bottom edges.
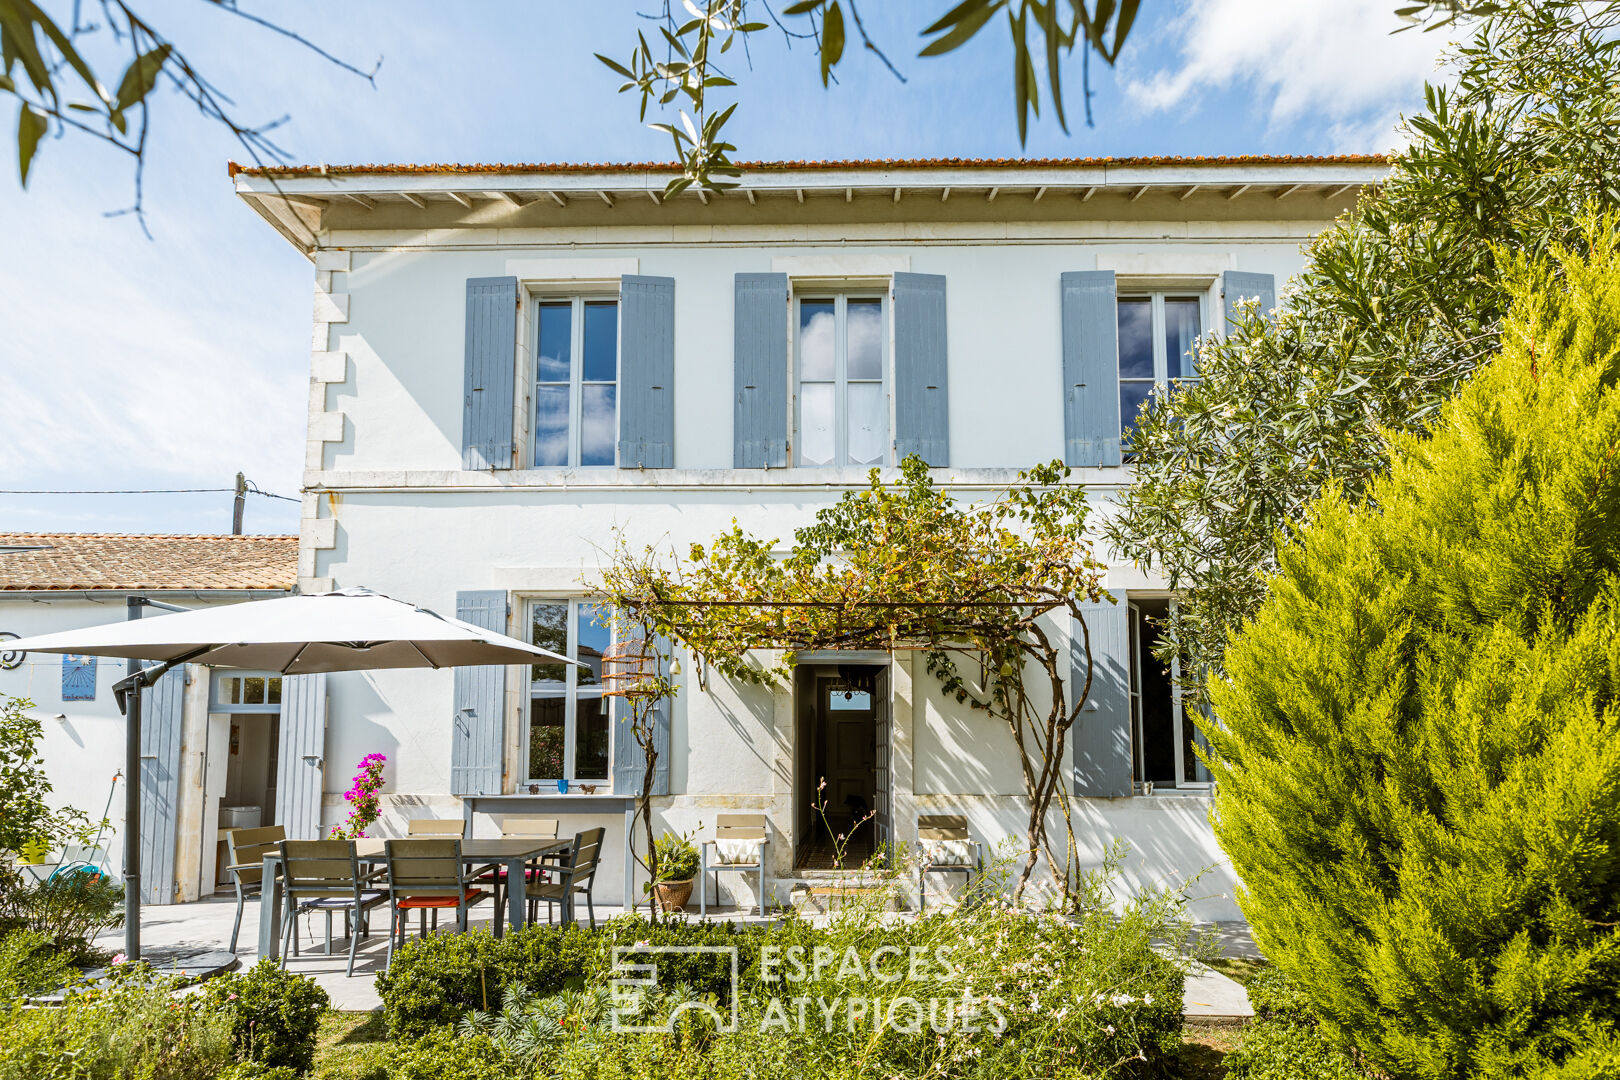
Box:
596, 456, 1107, 905
1106, 0, 1620, 697
597, 0, 1141, 196
1, 0, 379, 232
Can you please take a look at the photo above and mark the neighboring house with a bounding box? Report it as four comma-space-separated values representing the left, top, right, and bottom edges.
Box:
0, 533, 296, 903
232, 156, 1388, 918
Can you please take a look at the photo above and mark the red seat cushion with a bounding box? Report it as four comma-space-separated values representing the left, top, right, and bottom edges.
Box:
396, 888, 487, 909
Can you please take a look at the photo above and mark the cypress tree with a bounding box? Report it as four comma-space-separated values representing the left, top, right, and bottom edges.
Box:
1208, 234, 1620, 1079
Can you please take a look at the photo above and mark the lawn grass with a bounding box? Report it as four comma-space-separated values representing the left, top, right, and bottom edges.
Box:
1176, 1017, 1247, 1080
1207, 955, 1269, 987
311, 1010, 388, 1080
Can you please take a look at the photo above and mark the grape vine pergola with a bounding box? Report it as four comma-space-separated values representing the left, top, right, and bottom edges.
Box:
597, 457, 1110, 907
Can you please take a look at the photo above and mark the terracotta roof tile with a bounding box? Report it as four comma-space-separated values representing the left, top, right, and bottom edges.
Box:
0, 534, 297, 591
229, 154, 1388, 179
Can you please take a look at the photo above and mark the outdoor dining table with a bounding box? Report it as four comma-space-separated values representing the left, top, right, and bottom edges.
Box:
254, 836, 571, 960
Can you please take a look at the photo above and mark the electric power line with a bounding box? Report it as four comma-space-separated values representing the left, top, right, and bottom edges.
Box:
0, 486, 300, 502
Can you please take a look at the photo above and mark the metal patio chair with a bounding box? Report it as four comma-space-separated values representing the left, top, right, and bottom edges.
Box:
916, 814, 982, 910
382, 838, 489, 969
699, 813, 770, 916
476, 817, 563, 913
525, 827, 604, 928
405, 817, 466, 838
278, 839, 387, 977
223, 824, 285, 953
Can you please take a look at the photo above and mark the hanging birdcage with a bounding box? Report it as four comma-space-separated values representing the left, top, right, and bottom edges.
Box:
602, 635, 660, 698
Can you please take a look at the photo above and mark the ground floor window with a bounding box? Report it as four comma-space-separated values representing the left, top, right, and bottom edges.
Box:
1128, 597, 1211, 789
526, 599, 613, 784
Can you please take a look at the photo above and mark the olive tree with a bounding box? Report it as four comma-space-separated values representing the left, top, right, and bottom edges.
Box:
1107, 0, 1620, 694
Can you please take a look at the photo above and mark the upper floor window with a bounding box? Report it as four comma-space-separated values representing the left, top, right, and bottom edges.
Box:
1117, 293, 1202, 442
534, 298, 618, 467
796, 294, 888, 467
527, 599, 613, 784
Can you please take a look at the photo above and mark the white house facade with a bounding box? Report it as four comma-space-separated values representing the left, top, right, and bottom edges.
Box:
224, 156, 1386, 920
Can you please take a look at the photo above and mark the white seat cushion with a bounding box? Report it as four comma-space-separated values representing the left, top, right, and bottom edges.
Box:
713, 838, 764, 865
921, 839, 975, 867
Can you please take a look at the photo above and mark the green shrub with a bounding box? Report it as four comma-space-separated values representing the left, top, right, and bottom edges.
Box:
220, 1063, 302, 1080
0, 965, 234, 1080
375, 923, 599, 1037
376, 917, 776, 1038
0, 1002, 100, 1080
1225, 1015, 1371, 1080
1209, 238, 1620, 1079
384, 1027, 508, 1080
380, 872, 1190, 1079
204, 958, 330, 1073
0, 930, 73, 1000
0, 869, 123, 963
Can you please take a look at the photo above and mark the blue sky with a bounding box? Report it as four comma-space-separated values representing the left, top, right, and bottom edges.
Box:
0, 0, 1452, 536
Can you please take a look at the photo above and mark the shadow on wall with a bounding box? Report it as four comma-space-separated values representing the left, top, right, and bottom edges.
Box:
320, 670, 400, 833
1070, 797, 1238, 918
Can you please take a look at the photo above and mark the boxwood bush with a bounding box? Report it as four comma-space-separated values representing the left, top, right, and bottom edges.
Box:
203, 958, 330, 1073
375, 916, 776, 1038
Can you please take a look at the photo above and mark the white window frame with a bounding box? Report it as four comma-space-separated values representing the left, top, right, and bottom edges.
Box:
209, 671, 283, 714
530, 294, 620, 468
792, 291, 891, 468
522, 597, 616, 786
1117, 291, 1206, 443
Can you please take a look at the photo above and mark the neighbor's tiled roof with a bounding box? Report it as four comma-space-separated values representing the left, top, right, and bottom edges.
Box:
0, 534, 298, 591
229, 154, 1388, 178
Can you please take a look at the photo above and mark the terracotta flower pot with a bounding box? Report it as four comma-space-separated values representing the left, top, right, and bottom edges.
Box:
654, 877, 695, 912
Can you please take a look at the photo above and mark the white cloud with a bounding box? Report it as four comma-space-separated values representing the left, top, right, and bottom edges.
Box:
1123, 0, 1455, 152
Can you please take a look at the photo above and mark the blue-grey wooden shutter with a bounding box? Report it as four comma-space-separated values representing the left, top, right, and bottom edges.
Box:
275, 673, 328, 840
618, 275, 676, 468
462, 276, 519, 470
451, 590, 508, 796
1072, 591, 1133, 798
1061, 270, 1122, 468
734, 273, 789, 468
1221, 270, 1277, 332
892, 272, 950, 466
138, 667, 185, 904
612, 636, 672, 796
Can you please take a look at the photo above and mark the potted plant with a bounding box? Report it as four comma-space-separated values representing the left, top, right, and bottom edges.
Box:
650, 829, 699, 913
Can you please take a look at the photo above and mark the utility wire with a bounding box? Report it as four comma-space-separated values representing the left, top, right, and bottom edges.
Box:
0, 486, 299, 502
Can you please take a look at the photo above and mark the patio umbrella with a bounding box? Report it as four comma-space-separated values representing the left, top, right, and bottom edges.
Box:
3, 586, 565, 674
3, 587, 577, 961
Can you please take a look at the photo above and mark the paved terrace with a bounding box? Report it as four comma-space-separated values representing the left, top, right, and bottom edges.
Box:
95, 896, 1255, 1016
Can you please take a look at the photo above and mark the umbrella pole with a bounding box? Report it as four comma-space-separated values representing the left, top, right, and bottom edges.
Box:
122, 670, 142, 961
124, 596, 143, 962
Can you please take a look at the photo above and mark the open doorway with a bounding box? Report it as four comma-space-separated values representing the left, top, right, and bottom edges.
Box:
1127, 598, 1210, 789
793, 662, 889, 870
203, 673, 283, 894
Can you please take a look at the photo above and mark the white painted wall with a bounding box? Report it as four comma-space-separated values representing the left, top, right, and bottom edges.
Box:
268, 195, 1344, 920
0, 595, 258, 887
